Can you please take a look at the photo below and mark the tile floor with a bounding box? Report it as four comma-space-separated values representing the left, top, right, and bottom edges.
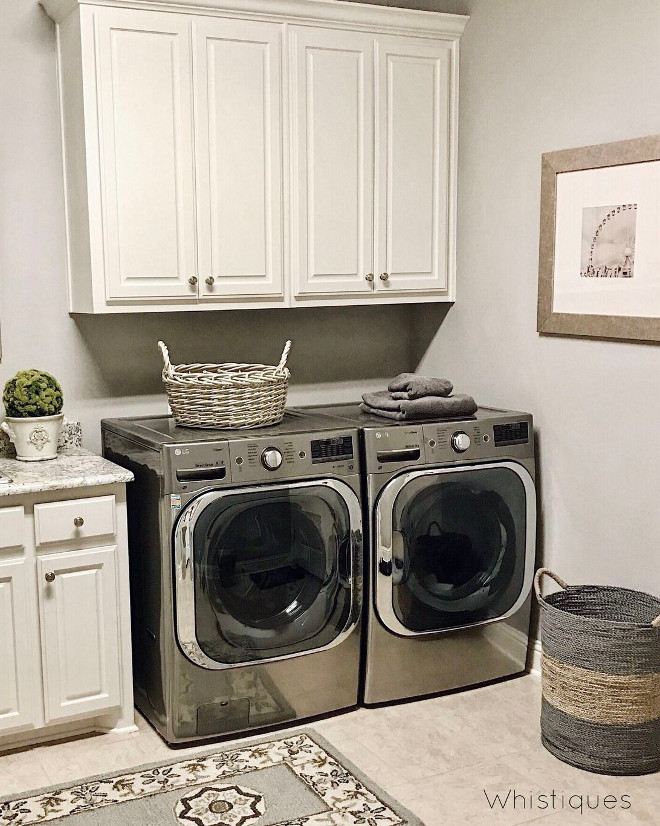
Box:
0, 674, 657, 825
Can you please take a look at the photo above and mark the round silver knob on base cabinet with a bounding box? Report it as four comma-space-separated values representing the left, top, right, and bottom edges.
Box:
451, 431, 471, 453
261, 447, 283, 471
74, 516, 84, 527
45, 572, 55, 583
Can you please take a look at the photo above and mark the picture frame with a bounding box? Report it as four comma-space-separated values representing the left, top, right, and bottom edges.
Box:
537, 134, 660, 342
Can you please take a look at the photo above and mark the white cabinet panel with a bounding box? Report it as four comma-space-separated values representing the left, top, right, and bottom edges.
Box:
194, 18, 284, 300
291, 27, 374, 296
95, 8, 197, 301
376, 37, 452, 293
38, 547, 121, 723
34, 495, 116, 546
0, 560, 37, 733
0, 507, 24, 550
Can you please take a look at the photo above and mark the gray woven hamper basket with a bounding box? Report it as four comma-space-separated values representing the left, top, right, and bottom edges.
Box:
535, 568, 660, 775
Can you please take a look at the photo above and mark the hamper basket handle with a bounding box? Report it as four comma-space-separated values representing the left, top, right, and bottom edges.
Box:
534, 568, 569, 602
275, 340, 292, 375
652, 614, 660, 628
158, 341, 174, 377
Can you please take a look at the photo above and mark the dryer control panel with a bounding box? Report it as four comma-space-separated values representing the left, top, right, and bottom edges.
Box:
423, 414, 533, 464
362, 413, 533, 472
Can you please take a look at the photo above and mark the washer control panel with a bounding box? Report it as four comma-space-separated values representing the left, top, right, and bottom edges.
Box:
230, 430, 358, 483
164, 428, 359, 492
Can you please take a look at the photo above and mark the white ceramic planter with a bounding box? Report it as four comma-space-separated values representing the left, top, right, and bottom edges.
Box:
1, 414, 64, 461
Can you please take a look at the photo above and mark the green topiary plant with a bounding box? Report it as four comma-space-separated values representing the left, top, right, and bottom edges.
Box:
3, 370, 64, 418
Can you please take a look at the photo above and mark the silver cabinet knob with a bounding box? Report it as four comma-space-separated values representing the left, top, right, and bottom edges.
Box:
205, 276, 215, 287
45, 571, 55, 583
74, 516, 84, 527
365, 273, 374, 282
188, 276, 198, 286
379, 272, 389, 282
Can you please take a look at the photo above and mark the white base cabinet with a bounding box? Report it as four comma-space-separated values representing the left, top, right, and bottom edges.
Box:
0, 558, 37, 734
0, 485, 135, 748
38, 546, 121, 723
43, 0, 467, 313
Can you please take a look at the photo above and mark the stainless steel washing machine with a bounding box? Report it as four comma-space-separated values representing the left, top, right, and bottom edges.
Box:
308, 404, 536, 705
101, 410, 363, 743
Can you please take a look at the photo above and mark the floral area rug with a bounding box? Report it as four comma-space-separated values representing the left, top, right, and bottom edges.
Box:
0, 731, 423, 826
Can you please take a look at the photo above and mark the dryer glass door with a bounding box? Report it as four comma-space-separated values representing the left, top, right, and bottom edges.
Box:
175, 480, 361, 667
375, 462, 535, 635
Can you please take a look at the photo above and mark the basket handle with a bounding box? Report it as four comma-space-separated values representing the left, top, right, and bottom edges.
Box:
275, 340, 292, 375
534, 568, 569, 602
158, 341, 174, 377
653, 614, 660, 628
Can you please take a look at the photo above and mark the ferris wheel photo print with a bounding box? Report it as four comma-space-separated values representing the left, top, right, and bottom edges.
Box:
580, 203, 636, 279
538, 133, 660, 343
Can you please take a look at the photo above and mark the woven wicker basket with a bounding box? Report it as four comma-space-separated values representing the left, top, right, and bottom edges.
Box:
535, 568, 660, 775
158, 340, 291, 429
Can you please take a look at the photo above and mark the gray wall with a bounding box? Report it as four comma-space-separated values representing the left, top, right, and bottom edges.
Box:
415, 0, 660, 597
3, 0, 658, 601
0, 1, 416, 452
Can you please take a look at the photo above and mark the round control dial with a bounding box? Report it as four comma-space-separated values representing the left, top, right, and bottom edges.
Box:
261, 447, 283, 471
451, 431, 471, 453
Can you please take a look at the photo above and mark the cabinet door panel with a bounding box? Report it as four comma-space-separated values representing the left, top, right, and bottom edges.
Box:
291, 27, 374, 295
0, 559, 37, 733
376, 37, 451, 293
195, 18, 284, 300
95, 8, 197, 300
38, 547, 121, 723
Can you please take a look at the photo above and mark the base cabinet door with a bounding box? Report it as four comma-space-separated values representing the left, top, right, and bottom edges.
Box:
0, 560, 37, 733
38, 547, 121, 723
94, 7, 198, 302
290, 27, 375, 297
194, 18, 285, 301
375, 37, 453, 294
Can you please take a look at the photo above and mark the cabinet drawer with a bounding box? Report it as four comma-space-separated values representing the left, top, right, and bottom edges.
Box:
34, 496, 116, 545
0, 507, 24, 550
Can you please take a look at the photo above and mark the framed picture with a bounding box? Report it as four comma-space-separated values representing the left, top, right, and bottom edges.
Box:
537, 134, 660, 342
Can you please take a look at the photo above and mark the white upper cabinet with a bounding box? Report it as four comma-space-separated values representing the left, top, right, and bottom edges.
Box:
194, 18, 284, 301
375, 37, 452, 294
290, 27, 374, 297
45, 0, 466, 312
95, 8, 198, 302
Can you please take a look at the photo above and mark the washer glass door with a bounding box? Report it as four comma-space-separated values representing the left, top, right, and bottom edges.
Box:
375, 463, 535, 634
175, 480, 361, 666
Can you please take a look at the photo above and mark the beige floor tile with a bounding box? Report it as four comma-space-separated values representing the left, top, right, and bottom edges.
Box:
400, 757, 554, 826
522, 790, 657, 826
0, 671, 656, 826
0, 751, 51, 797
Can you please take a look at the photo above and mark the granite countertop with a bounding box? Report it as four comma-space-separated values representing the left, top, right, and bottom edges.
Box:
0, 446, 134, 497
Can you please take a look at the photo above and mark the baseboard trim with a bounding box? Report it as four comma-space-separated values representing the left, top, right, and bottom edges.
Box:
528, 638, 542, 677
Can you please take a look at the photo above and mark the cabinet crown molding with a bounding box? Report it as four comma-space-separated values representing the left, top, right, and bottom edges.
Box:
41, 0, 469, 37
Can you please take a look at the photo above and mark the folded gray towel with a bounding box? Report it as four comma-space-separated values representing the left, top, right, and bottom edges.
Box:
360, 391, 477, 420
388, 373, 453, 400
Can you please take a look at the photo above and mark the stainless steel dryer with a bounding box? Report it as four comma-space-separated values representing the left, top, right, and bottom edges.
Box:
308, 404, 536, 705
101, 410, 362, 742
